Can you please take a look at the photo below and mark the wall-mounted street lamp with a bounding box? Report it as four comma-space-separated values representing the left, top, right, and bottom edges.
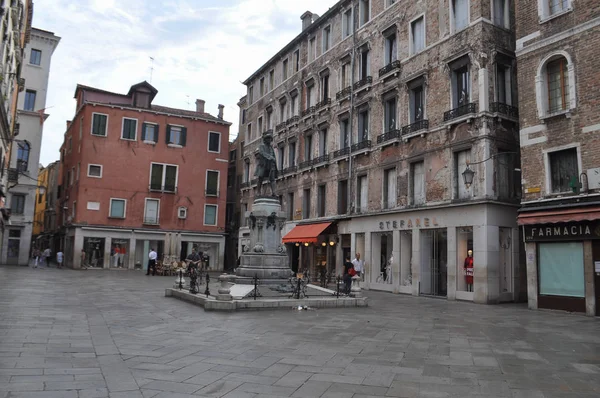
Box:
462, 152, 520, 189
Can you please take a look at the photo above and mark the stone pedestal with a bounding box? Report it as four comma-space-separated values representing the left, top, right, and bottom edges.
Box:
235, 196, 293, 284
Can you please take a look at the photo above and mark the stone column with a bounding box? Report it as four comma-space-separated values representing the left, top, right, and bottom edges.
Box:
583, 241, 595, 316
392, 230, 401, 291
217, 274, 233, 301
400, 231, 412, 288
478, 67, 489, 112
525, 242, 538, 310
411, 229, 420, 296
370, 233, 381, 285
473, 225, 500, 304
73, 230, 84, 269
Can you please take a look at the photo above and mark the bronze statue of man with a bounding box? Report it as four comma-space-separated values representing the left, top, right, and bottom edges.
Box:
254, 131, 277, 196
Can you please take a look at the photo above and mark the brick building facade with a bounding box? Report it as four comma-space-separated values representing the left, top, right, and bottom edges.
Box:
238, 0, 524, 304
516, 0, 600, 315
57, 82, 231, 270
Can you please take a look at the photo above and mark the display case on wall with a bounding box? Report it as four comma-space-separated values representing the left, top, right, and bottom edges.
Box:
457, 227, 473, 292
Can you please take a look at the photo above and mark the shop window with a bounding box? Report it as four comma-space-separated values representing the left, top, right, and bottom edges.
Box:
548, 147, 578, 193
338, 180, 348, 215
456, 227, 474, 292
356, 175, 368, 213
302, 188, 311, 219
400, 231, 413, 286
383, 168, 396, 209
83, 237, 105, 268
411, 161, 425, 205
317, 184, 326, 217
539, 242, 584, 297
455, 149, 472, 199
110, 239, 129, 268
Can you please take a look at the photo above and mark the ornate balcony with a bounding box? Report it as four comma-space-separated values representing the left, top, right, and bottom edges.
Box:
351, 140, 372, 152
376, 129, 400, 144
336, 86, 352, 100
353, 76, 372, 90
333, 146, 350, 158
301, 106, 315, 117
241, 181, 250, 189
298, 159, 312, 169
275, 122, 287, 131
378, 60, 401, 77
281, 165, 297, 175
443, 103, 477, 122
7, 168, 18, 183
285, 116, 299, 126
401, 120, 429, 135
315, 98, 331, 110
312, 153, 330, 165
490, 102, 519, 118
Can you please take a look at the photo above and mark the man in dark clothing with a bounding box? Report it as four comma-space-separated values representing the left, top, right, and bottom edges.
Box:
186, 248, 201, 270
343, 257, 354, 294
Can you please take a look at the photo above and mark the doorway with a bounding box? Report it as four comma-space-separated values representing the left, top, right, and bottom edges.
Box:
499, 227, 514, 301
420, 229, 448, 297
7, 229, 21, 265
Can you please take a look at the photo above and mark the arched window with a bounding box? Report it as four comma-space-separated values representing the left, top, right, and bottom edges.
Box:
535, 52, 576, 119
17, 142, 30, 172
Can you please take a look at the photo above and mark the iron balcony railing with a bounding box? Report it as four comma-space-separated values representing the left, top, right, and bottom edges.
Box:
376, 129, 401, 144
353, 76, 372, 90
378, 60, 401, 77
298, 159, 312, 169
275, 122, 286, 131
241, 181, 250, 189
301, 106, 315, 117
401, 119, 429, 135
312, 153, 329, 165
333, 146, 350, 158
443, 103, 477, 122
351, 140, 372, 152
315, 98, 331, 110
281, 165, 297, 175
285, 115, 300, 126
336, 86, 352, 100
490, 102, 519, 118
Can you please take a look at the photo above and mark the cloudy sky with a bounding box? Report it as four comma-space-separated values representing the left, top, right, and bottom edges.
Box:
34, 0, 336, 166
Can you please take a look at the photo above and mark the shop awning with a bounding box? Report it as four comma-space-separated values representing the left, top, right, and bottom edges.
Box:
282, 222, 332, 244
517, 206, 600, 225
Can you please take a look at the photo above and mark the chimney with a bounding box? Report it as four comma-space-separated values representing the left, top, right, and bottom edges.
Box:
66, 120, 72, 129
218, 104, 224, 119
301, 11, 314, 31
195, 99, 205, 113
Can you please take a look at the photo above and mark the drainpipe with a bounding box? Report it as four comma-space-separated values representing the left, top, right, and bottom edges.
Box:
347, 0, 356, 216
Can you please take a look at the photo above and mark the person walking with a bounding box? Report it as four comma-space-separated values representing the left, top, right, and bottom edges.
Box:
146, 248, 157, 276
42, 248, 51, 268
343, 257, 354, 294
352, 252, 364, 277
56, 250, 64, 269
33, 248, 40, 268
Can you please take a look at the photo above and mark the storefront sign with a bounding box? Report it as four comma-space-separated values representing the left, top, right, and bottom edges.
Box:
379, 217, 440, 231
524, 221, 600, 242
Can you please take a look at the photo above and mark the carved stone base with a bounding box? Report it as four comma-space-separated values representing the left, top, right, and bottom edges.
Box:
235, 253, 293, 284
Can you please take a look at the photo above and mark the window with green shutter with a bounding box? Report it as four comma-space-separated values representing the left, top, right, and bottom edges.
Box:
121, 118, 137, 140
167, 125, 187, 146
91, 114, 108, 136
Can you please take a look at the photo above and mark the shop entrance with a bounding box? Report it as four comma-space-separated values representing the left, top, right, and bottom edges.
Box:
420, 229, 447, 297
7, 229, 21, 265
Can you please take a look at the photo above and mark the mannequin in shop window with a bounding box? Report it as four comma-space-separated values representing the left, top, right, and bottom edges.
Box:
464, 249, 473, 292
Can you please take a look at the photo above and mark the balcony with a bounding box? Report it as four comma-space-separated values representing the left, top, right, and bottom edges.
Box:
336, 86, 352, 101
378, 60, 401, 78
241, 181, 250, 189
376, 129, 400, 145
281, 165, 297, 175
312, 153, 329, 166
333, 146, 350, 158
314, 98, 331, 110
298, 159, 312, 170
401, 120, 429, 136
301, 107, 315, 118
490, 102, 519, 118
275, 122, 287, 132
353, 76, 372, 91
143, 217, 159, 225
8, 169, 18, 183
285, 116, 300, 126
443, 103, 477, 122
351, 140, 372, 153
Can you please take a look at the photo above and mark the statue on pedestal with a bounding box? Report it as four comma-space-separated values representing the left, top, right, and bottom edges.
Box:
254, 131, 277, 197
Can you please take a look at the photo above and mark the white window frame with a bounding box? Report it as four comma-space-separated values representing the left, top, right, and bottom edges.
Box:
538, 0, 572, 23
492, 0, 510, 29
495, 62, 513, 105
205, 169, 220, 197
70, 167, 75, 186
536, 51, 576, 119
269, 69, 275, 91
322, 25, 332, 54
142, 122, 158, 144
342, 8, 353, 38
282, 58, 289, 81
450, 0, 470, 34
121, 117, 138, 141
91, 113, 108, 137
208, 131, 221, 153
149, 162, 179, 193
543, 143, 582, 195
109, 198, 127, 219
204, 204, 218, 226
167, 123, 184, 147
308, 36, 316, 62
87, 164, 103, 178
178, 206, 187, 219
382, 167, 397, 209
359, 0, 371, 27
409, 14, 426, 55
144, 198, 160, 225
411, 161, 425, 205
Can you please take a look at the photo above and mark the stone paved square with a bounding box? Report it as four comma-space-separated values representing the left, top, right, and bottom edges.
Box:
0, 267, 599, 397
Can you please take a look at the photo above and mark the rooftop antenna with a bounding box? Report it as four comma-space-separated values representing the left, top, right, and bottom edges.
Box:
149, 56, 155, 82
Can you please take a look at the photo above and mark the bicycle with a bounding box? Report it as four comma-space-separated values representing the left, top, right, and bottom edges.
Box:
376, 264, 391, 283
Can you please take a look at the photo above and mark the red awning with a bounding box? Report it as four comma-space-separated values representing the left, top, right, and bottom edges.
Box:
282, 222, 332, 244
517, 206, 600, 225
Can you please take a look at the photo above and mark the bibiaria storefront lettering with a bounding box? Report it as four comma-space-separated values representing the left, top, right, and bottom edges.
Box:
336, 203, 522, 304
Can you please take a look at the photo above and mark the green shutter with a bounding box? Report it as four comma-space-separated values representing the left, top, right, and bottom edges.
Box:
181, 127, 187, 146
141, 123, 147, 141
166, 125, 171, 144
154, 124, 159, 143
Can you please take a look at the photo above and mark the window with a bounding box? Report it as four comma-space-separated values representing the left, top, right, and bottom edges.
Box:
66, 170, 71, 187
72, 201, 77, 219
243, 159, 250, 182
11, 194, 25, 214
91, 113, 108, 136
282, 59, 289, 80
322, 26, 331, 53
319, 128, 327, 156
411, 16, 425, 54
411, 161, 425, 205
284, 193, 292, 220
260, 77, 265, 96
76, 163, 80, 181
341, 62, 350, 89
359, 0, 370, 27
208, 131, 221, 153
384, 32, 397, 65
493, 0, 508, 28
247, 123, 252, 140
279, 100, 287, 123
383, 168, 396, 209
30, 49, 41, 65
303, 188, 311, 219
144, 198, 160, 225
357, 175, 368, 213
16, 142, 29, 172
79, 117, 83, 139
289, 142, 296, 167
547, 57, 570, 114
24, 90, 36, 111
109, 199, 126, 218
386, 0, 396, 6
358, 109, 369, 142
309, 37, 316, 62
277, 145, 285, 170
70, 167, 74, 185
305, 134, 313, 161
269, 69, 274, 91
452, 0, 469, 32
343, 9, 353, 38
167, 125, 186, 146
306, 81, 314, 108
548, 147, 578, 193
248, 86, 254, 103
142, 123, 158, 143
359, 49, 370, 80
496, 151, 517, 199
293, 50, 300, 73
549, 0, 570, 16
455, 149, 472, 199
496, 63, 512, 105
340, 119, 350, 148
204, 204, 217, 226
178, 207, 187, 219
258, 117, 263, 134
539, 242, 584, 297
338, 180, 348, 214
241, 109, 246, 124
291, 92, 298, 116
68, 137, 73, 152
320, 73, 329, 101
206, 170, 219, 196
87, 201, 100, 211
451, 58, 470, 107
121, 118, 137, 140
266, 108, 273, 129
150, 163, 178, 193
317, 184, 326, 217
409, 79, 425, 123
384, 97, 397, 132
